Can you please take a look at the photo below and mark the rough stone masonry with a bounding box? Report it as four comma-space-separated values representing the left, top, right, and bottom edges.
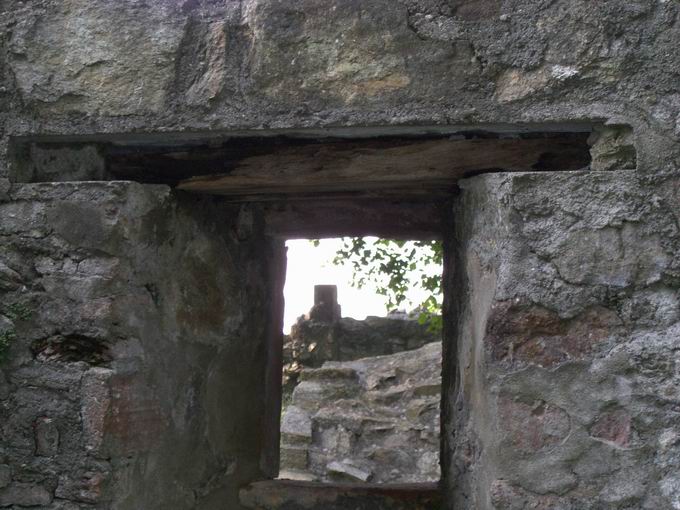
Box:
280, 341, 442, 484
0, 1, 680, 509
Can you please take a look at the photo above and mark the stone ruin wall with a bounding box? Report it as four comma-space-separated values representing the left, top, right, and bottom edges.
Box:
0, 1, 679, 509
448, 171, 680, 509
282, 306, 439, 392
281, 341, 442, 485
280, 307, 441, 484
0, 184, 285, 508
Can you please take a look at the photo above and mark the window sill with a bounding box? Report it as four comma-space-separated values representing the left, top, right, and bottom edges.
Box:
240, 480, 442, 510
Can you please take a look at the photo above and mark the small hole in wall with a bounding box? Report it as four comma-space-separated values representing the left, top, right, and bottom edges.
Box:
278, 237, 443, 485
31, 334, 112, 365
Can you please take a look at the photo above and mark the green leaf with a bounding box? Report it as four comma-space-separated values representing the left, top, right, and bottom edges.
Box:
317, 237, 443, 318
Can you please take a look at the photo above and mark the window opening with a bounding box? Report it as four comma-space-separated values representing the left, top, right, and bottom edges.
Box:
278, 237, 443, 485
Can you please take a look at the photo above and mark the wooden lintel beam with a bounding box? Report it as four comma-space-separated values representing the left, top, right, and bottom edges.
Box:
175, 136, 590, 196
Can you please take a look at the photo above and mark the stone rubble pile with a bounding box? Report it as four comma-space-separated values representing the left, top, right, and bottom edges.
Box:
283, 312, 439, 394
280, 341, 442, 483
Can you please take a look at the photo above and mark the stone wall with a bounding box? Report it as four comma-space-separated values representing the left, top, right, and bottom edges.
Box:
0, 183, 284, 509
446, 171, 680, 509
0, 0, 680, 509
280, 341, 441, 484
283, 314, 439, 390
0, 0, 678, 171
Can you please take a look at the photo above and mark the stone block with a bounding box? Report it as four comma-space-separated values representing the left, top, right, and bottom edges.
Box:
0, 180, 9, 203
281, 406, 312, 446
327, 461, 372, 483
0, 465, 10, 489
292, 380, 359, 412
80, 367, 112, 457
11, 363, 86, 392
300, 366, 357, 383
308, 285, 341, 323
280, 446, 308, 472
0, 261, 22, 291
34, 417, 59, 456
588, 125, 637, 171
498, 398, 570, 455
243, 0, 475, 108
484, 300, 622, 368
598, 468, 647, 504
0, 483, 52, 507
104, 372, 167, 456
9, 2, 185, 115
276, 470, 316, 482
590, 409, 631, 447
55, 471, 109, 504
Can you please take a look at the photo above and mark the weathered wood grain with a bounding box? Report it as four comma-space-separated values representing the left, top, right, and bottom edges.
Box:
175, 136, 589, 196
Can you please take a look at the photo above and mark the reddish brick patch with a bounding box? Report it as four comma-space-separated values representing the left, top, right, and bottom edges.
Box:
499, 397, 570, 454
81, 368, 111, 457
104, 373, 167, 455
590, 409, 631, 447
485, 300, 621, 368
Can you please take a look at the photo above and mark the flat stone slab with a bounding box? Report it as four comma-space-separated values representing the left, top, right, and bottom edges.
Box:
278, 470, 317, 483
327, 461, 372, 483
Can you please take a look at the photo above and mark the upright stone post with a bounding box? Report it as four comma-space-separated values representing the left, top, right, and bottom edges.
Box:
308, 284, 342, 323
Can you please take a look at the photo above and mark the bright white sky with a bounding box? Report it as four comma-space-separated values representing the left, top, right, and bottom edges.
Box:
283, 238, 437, 333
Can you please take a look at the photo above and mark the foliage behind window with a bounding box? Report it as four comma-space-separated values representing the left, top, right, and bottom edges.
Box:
315, 238, 443, 332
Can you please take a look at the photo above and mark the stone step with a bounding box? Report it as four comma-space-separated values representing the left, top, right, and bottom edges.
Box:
292, 381, 360, 411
